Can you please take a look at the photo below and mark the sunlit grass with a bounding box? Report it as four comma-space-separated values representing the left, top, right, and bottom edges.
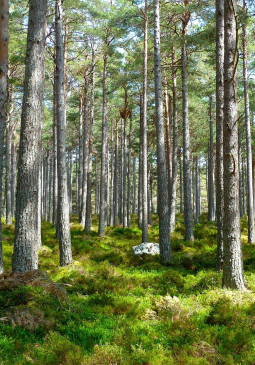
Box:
0, 214, 254, 364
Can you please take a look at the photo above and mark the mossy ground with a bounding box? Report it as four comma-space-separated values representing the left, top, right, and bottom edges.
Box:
1, 213, 255, 364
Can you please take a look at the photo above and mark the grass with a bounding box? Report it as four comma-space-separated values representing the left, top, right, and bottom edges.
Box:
0, 213, 255, 364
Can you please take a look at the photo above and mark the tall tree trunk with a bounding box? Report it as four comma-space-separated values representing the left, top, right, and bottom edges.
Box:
195, 157, 199, 224
55, 0, 72, 266
53, 57, 58, 229
132, 156, 136, 214
12, 0, 47, 273
49, 152, 53, 222
67, 149, 73, 215
5, 123, 12, 225
122, 107, 128, 228
153, 0, 171, 263
138, 96, 143, 228
78, 95, 83, 218
142, 0, 148, 241
170, 53, 178, 232
113, 120, 119, 226
242, 3, 254, 242
179, 155, 183, 213
85, 47, 95, 233
222, 0, 245, 290
119, 119, 123, 224
238, 128, 243, 218
11, 142, 16, 217
110, 122, 114, 226
80, 73, 89, 226
165, 89, 172, 205
0, 0, 9, 274
81, 70, 89, 227
216, 0, 224, 271
95, 156, 98, 215
98, 51, 108, 236
127, 114, 132, 227
208, 95, 215, 221
182, 5, 194, 242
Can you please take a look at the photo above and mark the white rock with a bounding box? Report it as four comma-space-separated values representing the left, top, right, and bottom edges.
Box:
132, 242, 159, 255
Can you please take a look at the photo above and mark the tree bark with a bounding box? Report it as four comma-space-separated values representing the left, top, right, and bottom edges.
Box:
85, 47, 95, 233
98, 51, 108, 236
78, 95, 83, 218
0, 0, 9, 274
81, 70, 89, 227
216, 0, 224, 271
127, 115, 132, 227
170, 53, 178, 232
132, 156, 136, 214
12, 0, 47, 273
242, 3, 254, 242
113, 120, 119, 226
222, 0, 245, 290
208, 95, 215, 221
55, 0, 72, 266
11, 142, 16, 217
141, 1, 148, 241
179, 156, 183, 213
153, 0, 171, 263
5, 123, 12, 225
182, 40, 194, 241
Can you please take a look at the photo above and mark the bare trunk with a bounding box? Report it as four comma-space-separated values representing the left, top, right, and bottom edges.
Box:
222, 0, 245, 289
142, 0, 148, 241
55, 0, 72, 266
208, 95, 215, 221
132, 156, 136, 214
242, 4, 254, 242
182, 40, 194, 241
78, 95, 83, 218
0, 0, 9, 273
170, 55, 178, 232
153, 0, 171, 263
110, 122, 114, 226
85, 48, 95, 233
98, 52, 108, 236
127, 116, 132, 227
113, 120, 118, 225
12, 0, 47, 272
81, 72, 89, 227
216, 0, 224, 271
5, 124, 12, 224
11, 142, 16, 217
119, 119, 123, 224
179, 156, 183, 213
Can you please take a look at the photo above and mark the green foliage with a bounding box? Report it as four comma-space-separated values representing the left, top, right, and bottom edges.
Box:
1, 215, 255, 364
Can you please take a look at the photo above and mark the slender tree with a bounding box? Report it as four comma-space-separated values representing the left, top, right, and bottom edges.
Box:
222, 0, 245, 289
208, 95, 215, 221
12, 0, 47, 273
0, 0, 9, 274
55, 0, 72, 266
216, 0, 224, 271
242, 1, 254, 243
141, 0, 148, 242
153, 0, 171, 264
182, 0, 194, 241
169, 50, 178, 232
98, 43, 109, 235
85, 46, 96, 233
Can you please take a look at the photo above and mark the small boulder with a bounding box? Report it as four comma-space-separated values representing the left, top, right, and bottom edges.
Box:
132, 242, 159, 255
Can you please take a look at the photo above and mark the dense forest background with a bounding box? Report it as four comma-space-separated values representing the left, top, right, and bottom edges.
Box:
1, 0, 255, 363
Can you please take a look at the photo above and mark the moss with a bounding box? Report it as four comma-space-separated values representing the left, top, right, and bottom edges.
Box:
1, 214, 255, 364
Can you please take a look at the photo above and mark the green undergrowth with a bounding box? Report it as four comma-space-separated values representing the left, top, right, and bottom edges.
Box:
0, 213, 255, 364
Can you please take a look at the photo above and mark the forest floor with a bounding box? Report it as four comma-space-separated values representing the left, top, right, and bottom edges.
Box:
1, 213, 255, 364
